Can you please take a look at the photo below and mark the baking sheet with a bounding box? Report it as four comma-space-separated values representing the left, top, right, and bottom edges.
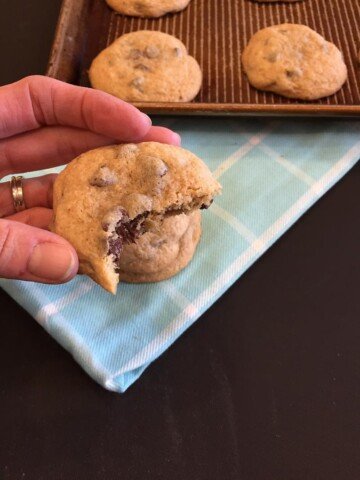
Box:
47, 0, 360, 116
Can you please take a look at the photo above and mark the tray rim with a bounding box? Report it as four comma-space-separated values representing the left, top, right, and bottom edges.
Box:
47, 0, 360, 117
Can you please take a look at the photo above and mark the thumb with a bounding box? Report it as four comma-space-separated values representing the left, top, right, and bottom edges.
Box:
0, 219, 78, 283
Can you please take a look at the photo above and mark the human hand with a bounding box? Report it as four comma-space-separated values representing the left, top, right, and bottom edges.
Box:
0, 75, 180, 284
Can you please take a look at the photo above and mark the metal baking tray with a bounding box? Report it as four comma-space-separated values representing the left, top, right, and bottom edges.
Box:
47, 0, 360, 116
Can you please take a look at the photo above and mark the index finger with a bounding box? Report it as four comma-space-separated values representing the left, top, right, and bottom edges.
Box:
0, 75, 152, 140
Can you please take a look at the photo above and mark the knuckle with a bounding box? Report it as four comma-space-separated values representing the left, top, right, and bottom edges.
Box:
79, 88, 93, 131
23, 74, 48, 86
25, 75, 57, 126
21, 75, 47, 93
0, 220, 13, 267
0, 138, 14, 177
0, 220, 32, 279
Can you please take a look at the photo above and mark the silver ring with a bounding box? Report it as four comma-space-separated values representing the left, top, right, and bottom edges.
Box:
10, 176, 26, 213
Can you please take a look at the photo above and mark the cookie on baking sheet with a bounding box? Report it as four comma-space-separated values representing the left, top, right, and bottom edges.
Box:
252, 0, 302, 2
89, 30, 202, 102
105, 0, 191, 17
119, 211, 201, 283
242, 24, 347, 100
51, 142, 221, 294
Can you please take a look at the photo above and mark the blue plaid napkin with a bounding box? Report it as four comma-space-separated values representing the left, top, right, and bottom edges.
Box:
1, 117, 359, 392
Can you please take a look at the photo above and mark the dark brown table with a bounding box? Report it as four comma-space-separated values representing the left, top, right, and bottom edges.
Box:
0, 2, 359, 479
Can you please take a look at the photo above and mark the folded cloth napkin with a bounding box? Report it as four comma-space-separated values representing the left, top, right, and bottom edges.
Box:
1, 117, 359, 392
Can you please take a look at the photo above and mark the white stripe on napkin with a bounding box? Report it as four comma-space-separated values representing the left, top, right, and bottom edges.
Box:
259, 143, 316, 186
213, 123, 277, 179
36, 279, 94, 325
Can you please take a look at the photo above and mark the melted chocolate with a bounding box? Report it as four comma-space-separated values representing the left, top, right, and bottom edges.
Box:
200, 199, 213, 210
107, 210, 148, 269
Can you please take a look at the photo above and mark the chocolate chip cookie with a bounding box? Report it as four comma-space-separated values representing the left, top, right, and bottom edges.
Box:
105, 0, 191, 17
89, 30, 202, 102
51, 142, 221, 294
252, 0, 302, 2
119, 211, 201, 283
242, 24, 347, 100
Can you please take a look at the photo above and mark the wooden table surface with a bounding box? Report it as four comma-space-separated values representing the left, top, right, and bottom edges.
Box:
0, 2, 359, 479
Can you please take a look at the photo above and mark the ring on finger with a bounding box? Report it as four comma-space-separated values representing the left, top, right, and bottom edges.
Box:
10, 175, 26, 212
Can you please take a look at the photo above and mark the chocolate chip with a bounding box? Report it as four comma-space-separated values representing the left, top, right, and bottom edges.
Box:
200, 199, 213, 210
285, 69, 301, 79
90, 178, 112, 187
150, 238, 166, 248
156, 160, 168, 177
118, 144, 138, 157
159, 167, 168, 177
107, 209, 149, 269
128, 49, 142, 60
144, 45, 160, 59
165, 206, 182, 216
266, 52, 278, 63
131, 77, 144, 90
134, 63, 151, 72
90, 166, 117, 187
108, 237, 123, 261
140, 155, 168, 178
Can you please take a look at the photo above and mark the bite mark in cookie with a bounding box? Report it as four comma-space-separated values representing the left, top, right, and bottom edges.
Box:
104, 208, 149, 272
119, 211, 202, 283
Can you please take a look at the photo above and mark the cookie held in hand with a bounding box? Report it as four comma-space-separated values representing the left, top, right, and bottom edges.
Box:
51, 142, 221, 294
105, 0, 192, 17
89, 30, 202, 102
242, 24, 347, 100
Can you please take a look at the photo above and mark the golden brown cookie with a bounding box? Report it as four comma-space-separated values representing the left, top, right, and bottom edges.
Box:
252, 0, 302, 2
119, 211, 201, 283
242, 24, 347, 100
89, 30, 202, 102
51, 142, 221, 294
105, 0, 191, 17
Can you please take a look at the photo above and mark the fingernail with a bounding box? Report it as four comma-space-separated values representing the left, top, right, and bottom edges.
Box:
141, 112, 152, 126
28, 243, 77, 281
173, 132, 181, 145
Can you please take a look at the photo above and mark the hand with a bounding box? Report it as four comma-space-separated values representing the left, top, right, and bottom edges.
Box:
0, 75, 180, 285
